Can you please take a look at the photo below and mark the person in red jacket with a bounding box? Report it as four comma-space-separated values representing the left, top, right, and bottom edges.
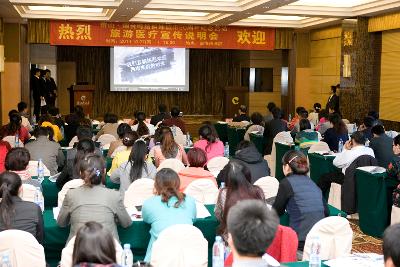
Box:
0, 140, 11, 173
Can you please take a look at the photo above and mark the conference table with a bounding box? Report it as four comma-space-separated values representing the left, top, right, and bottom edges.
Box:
275, 142, 295, 181
282, 261, 327, 267
308, 153, 339, 185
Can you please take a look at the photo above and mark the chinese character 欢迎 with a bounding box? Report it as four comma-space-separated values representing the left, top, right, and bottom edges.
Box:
252, 30, 266, 44
237, 30, 251, 44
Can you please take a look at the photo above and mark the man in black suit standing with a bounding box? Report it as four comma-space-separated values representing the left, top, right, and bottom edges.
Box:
43, 69, 57, 108
30, 68, 45, 118
326, 84, 340, 113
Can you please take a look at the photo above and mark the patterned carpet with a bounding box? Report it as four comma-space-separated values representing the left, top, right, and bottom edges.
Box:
349, 219, 383, 254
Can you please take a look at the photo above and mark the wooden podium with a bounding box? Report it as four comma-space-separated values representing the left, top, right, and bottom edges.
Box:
223, 86, 249, 119
68, 84, 95, 116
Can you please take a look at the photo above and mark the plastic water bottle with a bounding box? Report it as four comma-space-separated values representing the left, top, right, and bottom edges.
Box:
37, 159, 45, 183
338, 138, 344, 153
309, 236, 321, 267
34, 187, 44, 212
121, 243, 133, 267
186, 132, 192, 147
60, 126, 65, 139
224, 142, 229, 157
99, 144, 104, 157
212, 236, 225, 267
32, 115, 36, 125
15, 133, 19, 147
365, 139, 370, 147
220, 182, 225, 189
288, 113, 292, 122
0, 252, 11, 267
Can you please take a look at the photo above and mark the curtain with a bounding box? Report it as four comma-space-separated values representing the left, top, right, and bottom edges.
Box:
28, 19, 50, 44
275, 29, 293, 49
57, 47, 240, 118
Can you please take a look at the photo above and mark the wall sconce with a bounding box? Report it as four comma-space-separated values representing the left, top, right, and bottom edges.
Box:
0, 45, 4, 72
343, 54, 351, 78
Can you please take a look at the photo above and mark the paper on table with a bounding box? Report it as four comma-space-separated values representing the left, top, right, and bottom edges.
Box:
357, 166, 387, 174
196, 202, 211, 219
324, 253, 384, 267
48, 172, 61, 183
53, 207, 60, 220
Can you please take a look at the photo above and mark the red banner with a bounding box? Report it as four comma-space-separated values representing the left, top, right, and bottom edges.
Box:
50, 21, 275, 50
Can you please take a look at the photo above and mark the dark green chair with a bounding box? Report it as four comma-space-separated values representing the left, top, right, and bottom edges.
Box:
227, 127, 246, 156
214, 123, 228, 143
250, 133, 265, 155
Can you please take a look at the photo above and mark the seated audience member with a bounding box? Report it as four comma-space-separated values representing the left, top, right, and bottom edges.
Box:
273, 150, 328, 250
110, 139, 157, 193
234, 141, 270, 183
148, 125, 164, 152
57, 154, 132, 242
71, 126, 100, 148
0, 140, 11, 173
108, 131, 139, 175
178, 148, 216, 192
233, 105, 250, 122
264, 102, 276, 123
16, 103, 33, 132
292, 109, 314, 133
318, 131, 375, 197
25, 127, 65, 175
56, 139, 97, 190
38, 114, 63, 142
383, 223, 400, 267
368, 110, 383, 127
227, 200, 279, 267
244, 112, 265, 141
308, 103, 321, 127
72, 221, 120, 267
153, 127, 188, 167
387, 135, 400, 180
96, 113, 119, 140
215, 161, 265, 241
162, 106, 186, 133
294, 119, 319, 147
0, 112, 30, 143
370, 124, 393, 168
142, 168, 196, 262
132, 111, 155, 136
288, 107, 305, 131
359, 116, 375, 141
193, 124, 224, 161
48, 107, 65, 130
316, 109, 331, 135
0, 171, 44, 244
5, 148, 41, 189
108, 123, 132, 157
263, 107, 288, 155
150, 103, 171, 126
323, 114, 349, 152
64, 105, 86, 143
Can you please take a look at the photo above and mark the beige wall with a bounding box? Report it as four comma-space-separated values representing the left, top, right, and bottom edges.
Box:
380, 29, 400, 121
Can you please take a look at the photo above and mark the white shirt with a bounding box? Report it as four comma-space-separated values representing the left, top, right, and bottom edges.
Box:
131, 123, 155, 135
333, 145, 375, 174
21, 116, 33, 132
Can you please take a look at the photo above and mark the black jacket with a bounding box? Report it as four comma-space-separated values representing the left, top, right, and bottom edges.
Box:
370, 134, 394, 168
150, 112, 171, 126
234, 145, 270, 183
326, 94, 339, 112
263, 119, 288, 155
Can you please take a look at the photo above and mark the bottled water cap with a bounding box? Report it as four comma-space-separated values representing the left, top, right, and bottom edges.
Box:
215, 236, 222, 242
124, 243, 131, 249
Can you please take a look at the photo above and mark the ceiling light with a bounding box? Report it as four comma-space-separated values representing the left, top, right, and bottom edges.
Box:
289, 0, 375, 8
249, 15, 307, 21
138, 10, 208, 17
28, 6, 103, 13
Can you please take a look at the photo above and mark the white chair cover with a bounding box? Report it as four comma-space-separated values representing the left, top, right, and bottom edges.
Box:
346, 124, 356, 134
2, 136, 24, 148
58, 179, 84, 207
386, 131, 399, 139
60, 235, 123, 267
19, 184, 43, 203
27, 161, 51, 177
157, 158, 185, 174
253, 176, 280, 199
327, 183, 341, 210
68, 136, 79, 147
124, 178, 155, 208
270, 131, 293, 177
308, 141, 331, 154
391, 206, 400, 225
207, 156, 229, 177
151, 224, 208, 267
184, 179, 219, 204
0, 230, 46, 267
302, 216, 352, 261
97, 134, 117, 146
171, 126, 186, 146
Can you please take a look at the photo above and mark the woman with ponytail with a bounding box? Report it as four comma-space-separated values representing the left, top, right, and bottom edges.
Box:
110, 139, 157, 193
272, 150, 328, 250
193, 124, 224, 161
57, 154, 132, 242
142, 168, 196, 262
108, 131, 139, 175
153, 127, 188, 167
0, 171, 44, 244
131, 111, 155, 136
0, 111, 30, 143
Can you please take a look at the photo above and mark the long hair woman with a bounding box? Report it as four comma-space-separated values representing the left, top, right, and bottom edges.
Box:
193, 124, 224, 162
57, 154, 132, 242
110, 139, 157, 193
153, 127, 188, 167
142, 168, 196, 262
132, 111, 153, 137
72, 221, 119, 266
323, 113, 349, 152
108, 131, 139, 175
0, 171, 44, 244
272, 150, 328, 250
214, 160, 265, 241
0, 111, 30, 143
